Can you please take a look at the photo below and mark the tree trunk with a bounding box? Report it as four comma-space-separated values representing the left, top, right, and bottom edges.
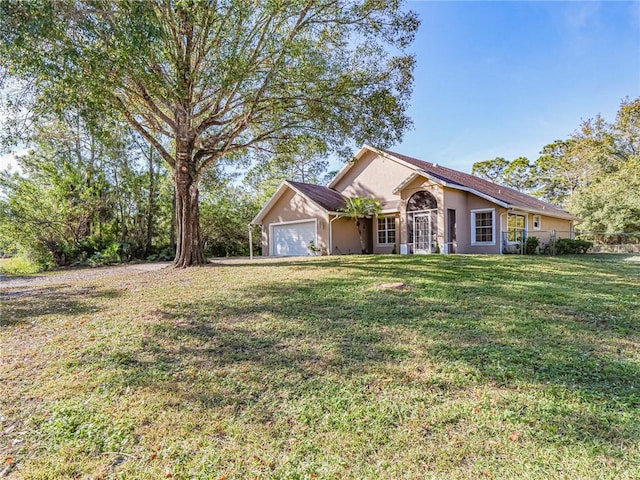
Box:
173, 143, 205, 267
356, 219, 366, 254
170, 185, 176, 255
144, 145, 155, 258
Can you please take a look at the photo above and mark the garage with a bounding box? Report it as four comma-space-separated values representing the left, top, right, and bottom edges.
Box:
271, 220, 317, 256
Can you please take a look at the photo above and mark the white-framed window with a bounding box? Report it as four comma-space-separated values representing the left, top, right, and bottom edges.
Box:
507, 213, 526, 243
377, 216, 396, 244
471, 208, 495, 245
533, 215, 541, 230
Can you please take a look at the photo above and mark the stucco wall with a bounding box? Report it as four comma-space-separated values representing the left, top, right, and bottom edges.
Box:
330, 216, 365, 255
332, 150, 414, 201
464, 196, 502, 254
523, 214, 573, 244
442, 188, 469, 253
261, 188, 329, 256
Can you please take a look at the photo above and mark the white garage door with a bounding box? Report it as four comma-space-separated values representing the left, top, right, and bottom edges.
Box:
272, 221, 316, 256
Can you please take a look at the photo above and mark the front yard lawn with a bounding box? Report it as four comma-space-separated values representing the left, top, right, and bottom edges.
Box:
1, 255, 638, 479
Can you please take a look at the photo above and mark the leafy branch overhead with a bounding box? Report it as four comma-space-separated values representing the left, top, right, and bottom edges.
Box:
1, 1, 418, 177
0, 0, 419, 266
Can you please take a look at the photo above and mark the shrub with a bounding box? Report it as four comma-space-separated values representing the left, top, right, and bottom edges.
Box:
525, 236, 539, 255
554, 238, 593, 255
0, 255, 43, 274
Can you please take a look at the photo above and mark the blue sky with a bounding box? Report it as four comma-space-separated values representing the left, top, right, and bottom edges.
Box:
387, 0, 640, 172
1, 1, 639, 175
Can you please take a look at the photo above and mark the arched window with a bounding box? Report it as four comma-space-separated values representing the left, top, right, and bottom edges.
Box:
407, 190, 437, 211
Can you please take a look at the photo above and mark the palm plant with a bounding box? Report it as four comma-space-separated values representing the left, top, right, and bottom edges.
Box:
338, 197, 382, 254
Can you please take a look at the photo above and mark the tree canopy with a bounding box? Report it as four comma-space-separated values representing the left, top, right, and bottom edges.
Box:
471, 97, 640, 234
0, 0, 419, 266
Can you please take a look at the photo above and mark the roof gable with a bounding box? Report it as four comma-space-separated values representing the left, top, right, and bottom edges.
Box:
251, 180, 347, 224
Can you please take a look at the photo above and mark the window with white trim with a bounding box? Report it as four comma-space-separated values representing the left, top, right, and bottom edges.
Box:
507, 213, 526, 243
533, 215, 541, 230
377, 216, 396, 244
471, 209, 495, 245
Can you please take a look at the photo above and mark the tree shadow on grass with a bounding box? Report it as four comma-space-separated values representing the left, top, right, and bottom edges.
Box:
1, 285, 123, 327
82, 261, 640, 451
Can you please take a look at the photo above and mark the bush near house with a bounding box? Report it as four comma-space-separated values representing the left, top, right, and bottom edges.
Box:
525, 236, 540, 255
555, 238, 593, 255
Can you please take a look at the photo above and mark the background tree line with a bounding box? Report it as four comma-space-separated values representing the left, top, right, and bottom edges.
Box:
471, 97, 640, 233
0, 111, 333, 269
0, 112, 266, 268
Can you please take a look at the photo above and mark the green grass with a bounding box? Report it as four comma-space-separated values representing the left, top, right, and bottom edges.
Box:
0, 255, 42, 275
1, 255, 639, 479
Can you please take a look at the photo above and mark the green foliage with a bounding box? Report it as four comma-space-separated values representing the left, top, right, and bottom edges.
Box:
471, 157, 509, 183
472, 156, 535, 193
533, 139, 587, 205
246, 139, 330, 203
502, 156, 534, 192
0, 0, 420, 265
525, 236, 539, 255
199, 175, 261, 257
568, 155, 640, 233
554, 238, 593, 255
339, 197, 383, 219
532, 99, 638, 211
0, 115, 173, 268
338, 196, 382, 254
0, 255, 42, 274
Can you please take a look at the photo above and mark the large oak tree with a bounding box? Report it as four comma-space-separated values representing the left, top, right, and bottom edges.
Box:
0, 0, 418, 266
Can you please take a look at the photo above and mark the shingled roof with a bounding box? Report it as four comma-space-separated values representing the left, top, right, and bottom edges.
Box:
379, 148, 577, 220
286, 180, 347, 212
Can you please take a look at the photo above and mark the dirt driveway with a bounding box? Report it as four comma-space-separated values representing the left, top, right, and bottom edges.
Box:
0, 262, 172, 289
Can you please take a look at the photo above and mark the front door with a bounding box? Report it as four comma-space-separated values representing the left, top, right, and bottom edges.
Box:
414, 214, 432, 254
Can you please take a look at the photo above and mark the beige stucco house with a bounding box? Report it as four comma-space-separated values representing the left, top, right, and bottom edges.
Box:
252, 145, 578, 256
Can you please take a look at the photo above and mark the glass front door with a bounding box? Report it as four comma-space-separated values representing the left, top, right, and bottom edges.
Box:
414, 214, 432, 254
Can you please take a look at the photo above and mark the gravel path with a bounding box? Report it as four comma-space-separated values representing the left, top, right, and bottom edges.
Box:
0, 262, 172, 289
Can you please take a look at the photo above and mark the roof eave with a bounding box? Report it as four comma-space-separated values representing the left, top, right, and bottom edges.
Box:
251, 181, 289, 225
506, 206, 580, 221
326, 144, 374, 189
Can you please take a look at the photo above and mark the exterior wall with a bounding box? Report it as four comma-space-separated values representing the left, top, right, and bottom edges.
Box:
441, 188, 469, 253
397, 182, 504, 255
331, 216, 366, 255
333, 150, 414, 201
532, 214, 573, 236
464, 196, 502, 254
520, 213, 573, 245
261, 188, 329, 256
373, 214, 400, 254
